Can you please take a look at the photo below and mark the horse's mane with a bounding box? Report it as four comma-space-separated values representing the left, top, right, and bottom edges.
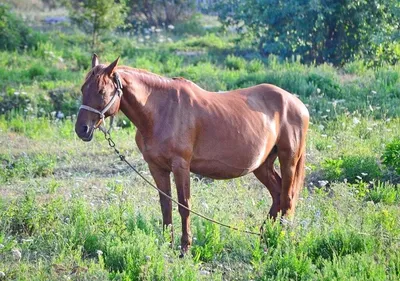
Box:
84, 64, 203, 91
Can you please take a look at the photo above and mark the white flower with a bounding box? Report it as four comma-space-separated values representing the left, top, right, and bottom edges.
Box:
167, 24, 174, 30
352, 117, 360, 125
96, 250, 103, 255
361, 173, 368, 176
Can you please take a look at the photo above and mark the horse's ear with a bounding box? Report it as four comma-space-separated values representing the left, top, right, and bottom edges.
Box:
92, 53, 99, 68
105, 56, 120, 76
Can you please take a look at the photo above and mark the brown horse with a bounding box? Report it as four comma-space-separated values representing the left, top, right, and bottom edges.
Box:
75, 55, 309, 254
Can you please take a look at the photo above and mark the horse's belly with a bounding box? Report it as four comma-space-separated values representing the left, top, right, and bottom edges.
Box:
190, 150, 267, 179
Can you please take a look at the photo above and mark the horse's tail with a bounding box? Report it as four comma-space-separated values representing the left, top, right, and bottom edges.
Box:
293, 147, 306, 208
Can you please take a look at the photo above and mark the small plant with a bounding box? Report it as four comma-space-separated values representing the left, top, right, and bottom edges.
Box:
321, 158, 344, 181
365, 181, 399, 204
192, 220, 224, 262
0, 153, 56, 183
261, 249, 314, 281
306, 229, 369, 263
342, 155, 382, 183
246, 59, 264, 72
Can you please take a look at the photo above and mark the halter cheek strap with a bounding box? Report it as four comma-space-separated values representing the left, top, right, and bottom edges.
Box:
79, 72, 123, 134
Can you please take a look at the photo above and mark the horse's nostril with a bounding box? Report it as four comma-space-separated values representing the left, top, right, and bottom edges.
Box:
83, 125, 90, 134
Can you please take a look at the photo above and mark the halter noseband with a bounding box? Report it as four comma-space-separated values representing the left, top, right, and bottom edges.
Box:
79, 72, 123, 134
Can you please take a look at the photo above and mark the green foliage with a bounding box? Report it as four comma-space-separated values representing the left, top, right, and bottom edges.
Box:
0, 4, 40, 51
66, 0, 128, 48
260, 249, 314, 281
192, 220, 224, 262
382, 138, 400, 175
225, 55, 246, 70
173, 13, 207, 36
365, 181, 400, 204
321, 155, 382, 183
260, 219, 283, 250
0, 153, 56, 182
321, 158, 344, 181
217, 0, 400, 65
342, 155, 382, 183
305, 230, 369, 263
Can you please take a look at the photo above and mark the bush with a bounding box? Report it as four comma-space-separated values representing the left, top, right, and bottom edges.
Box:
365, 181, 399, 204
306, 229, 370, 263
341, 155, 382, 183
382, 139, 400, 175
0, 153, 56, 182
0, 4, 39, 50
321, 155, 382, 183
225, 55, 246, 70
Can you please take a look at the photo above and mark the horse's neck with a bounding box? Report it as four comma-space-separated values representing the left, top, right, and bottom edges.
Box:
117, 68, 174, 134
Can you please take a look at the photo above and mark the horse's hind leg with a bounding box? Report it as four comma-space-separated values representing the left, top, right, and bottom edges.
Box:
253, 147, 282, 219
278, 137, 306, 217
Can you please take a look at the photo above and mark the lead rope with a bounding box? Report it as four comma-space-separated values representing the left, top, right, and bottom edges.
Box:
102, 131, 261, 236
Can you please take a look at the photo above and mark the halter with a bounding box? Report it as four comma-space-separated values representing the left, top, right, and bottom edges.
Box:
79, 72, 123, 134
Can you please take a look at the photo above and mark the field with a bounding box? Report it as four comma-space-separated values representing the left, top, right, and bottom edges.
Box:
1, 15, 400, 280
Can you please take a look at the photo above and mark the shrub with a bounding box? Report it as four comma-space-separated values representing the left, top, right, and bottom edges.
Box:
0, 4, 39, 50
260, 249, 314, 281
307, 72, 342, 99
321, 155, 382, 183
0, 153, 56, 182
321, 158, 344, 181
246, 59, 264, 72
225, 55, 246, 70
192, 220, 224, 262
382, 138, 400, 175
306, 229, 370, 263
341, 155, 382, 183
365, 181, 399, 204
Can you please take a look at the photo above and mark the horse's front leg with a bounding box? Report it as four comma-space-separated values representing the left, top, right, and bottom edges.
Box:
171, 158, 192, 257
149, 165, 173, 244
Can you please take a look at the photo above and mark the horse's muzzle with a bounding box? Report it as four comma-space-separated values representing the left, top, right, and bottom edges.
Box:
75, 124, 94, 142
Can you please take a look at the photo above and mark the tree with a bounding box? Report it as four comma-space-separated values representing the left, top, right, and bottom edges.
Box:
0, 4, 36, 51
65, 0, 128, 49
217, 0, 399, 65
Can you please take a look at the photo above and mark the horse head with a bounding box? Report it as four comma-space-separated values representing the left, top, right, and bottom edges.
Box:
75, 54, 121, 141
